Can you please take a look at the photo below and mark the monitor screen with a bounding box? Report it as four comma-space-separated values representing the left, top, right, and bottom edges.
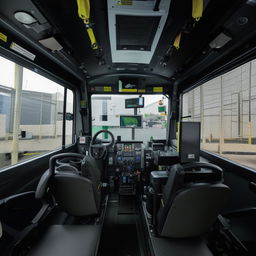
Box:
125, 97, 144, 108
120, 115, 142, 128
179, 122, 200, 163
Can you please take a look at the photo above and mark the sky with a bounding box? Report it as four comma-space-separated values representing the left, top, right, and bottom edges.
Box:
0, 56, 63, 93
0, 55, 74, 106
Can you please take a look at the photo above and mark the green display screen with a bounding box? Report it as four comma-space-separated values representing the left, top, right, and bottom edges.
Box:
120, 115, 142, 128
158, 105, 166, 113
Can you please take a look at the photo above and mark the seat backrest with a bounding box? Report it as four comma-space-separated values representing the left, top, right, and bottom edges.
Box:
35, 165, 79, 200
50, 173, 98, 217
157, 163, 231, 238
81, 156, 102, 211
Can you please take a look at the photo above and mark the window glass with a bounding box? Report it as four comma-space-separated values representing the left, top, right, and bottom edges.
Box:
182, 60, 256, 170
65, 89, 74, 145
91, 94, 168, 143
0, 56, 65, 169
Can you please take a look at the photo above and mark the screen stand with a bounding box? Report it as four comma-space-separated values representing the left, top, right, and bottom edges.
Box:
131, 108, 137, 140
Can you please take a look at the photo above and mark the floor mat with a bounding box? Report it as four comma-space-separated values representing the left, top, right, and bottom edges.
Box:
98, 195, 141, 256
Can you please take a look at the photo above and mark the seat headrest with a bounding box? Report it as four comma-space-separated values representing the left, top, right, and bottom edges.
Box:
169, 162, 223, 184
55, 164, 79, 174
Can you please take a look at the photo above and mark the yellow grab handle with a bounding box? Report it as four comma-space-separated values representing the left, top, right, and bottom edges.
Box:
192, 0, 203, 21
77, 0, 99, 50
173, 33, 182, 50
87, 27, 98, 49
77, 0, 90, 19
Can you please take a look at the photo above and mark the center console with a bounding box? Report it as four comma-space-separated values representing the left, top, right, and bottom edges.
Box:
115, 142, 143, 195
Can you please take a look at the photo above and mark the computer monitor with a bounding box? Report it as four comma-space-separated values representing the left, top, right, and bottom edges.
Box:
120, 115, 142, 128
179, 122, 200, 163
125, 97, 144, 108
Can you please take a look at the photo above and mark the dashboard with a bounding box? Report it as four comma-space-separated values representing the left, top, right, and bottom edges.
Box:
77, 135, 174, 194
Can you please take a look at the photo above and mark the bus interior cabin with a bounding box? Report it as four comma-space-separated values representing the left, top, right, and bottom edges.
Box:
1, 0, 256, 256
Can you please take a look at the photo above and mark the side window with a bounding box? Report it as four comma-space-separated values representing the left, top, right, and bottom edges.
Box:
65, 89, 74, 145
182, 60, 256, 170
0, 56, 72, 170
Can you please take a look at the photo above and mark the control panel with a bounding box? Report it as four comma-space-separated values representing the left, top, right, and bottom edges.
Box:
116, 143, 142, 169
114, 142, 143, 195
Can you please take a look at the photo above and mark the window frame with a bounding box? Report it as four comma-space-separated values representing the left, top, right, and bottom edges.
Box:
89, 93, 170, 142
0, 54, 77, 172
180, 79, 256, 178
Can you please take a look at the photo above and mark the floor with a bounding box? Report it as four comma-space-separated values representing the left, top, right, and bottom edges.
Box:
98, 194, 145, 256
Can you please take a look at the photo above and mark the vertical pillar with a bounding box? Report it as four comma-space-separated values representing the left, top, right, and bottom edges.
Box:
39, 93, 43, 140
200, 85, 205, 143
55, 92, 58, 138
191, 90, 195, 121
11, 64, 23, 165
219, 76, 224, 154
248, 61, 252, 144
132, 108, 137, 140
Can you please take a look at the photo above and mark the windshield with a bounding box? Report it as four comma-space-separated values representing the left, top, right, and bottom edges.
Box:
91, 94, 168, 143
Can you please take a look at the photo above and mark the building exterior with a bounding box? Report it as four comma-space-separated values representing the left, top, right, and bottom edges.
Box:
182, 60, 256, 143
0, 84, 64, 138
91, 95, 168, 128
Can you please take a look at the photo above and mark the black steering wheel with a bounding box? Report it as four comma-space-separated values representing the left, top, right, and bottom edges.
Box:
89, 130, 115, 159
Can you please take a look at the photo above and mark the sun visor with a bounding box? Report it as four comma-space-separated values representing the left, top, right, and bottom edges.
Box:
108, 0, 171, 64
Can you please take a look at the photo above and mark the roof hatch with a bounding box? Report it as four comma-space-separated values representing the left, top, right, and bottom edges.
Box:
107, 0, 171, 64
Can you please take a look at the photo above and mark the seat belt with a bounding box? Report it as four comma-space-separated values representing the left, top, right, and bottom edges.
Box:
4, 203, 53, 255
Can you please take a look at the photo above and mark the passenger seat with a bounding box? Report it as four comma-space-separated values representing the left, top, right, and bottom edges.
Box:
156, 163, 231, 238
27, 225, 101, 256
26, 155, 104, 256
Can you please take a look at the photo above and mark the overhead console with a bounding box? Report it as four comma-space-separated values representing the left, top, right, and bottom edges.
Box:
107, 0, 171, 64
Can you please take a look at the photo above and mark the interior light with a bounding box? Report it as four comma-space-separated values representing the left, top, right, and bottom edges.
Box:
14, 11, 37, 25
209, 33, 232, 49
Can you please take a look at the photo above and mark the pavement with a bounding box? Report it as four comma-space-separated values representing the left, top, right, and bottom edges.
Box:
202, 143, 256, 169
201, 143, 256, 154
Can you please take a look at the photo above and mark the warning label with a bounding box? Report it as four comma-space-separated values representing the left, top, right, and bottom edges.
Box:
0, 32, 7, 43
116, 0, 133, 5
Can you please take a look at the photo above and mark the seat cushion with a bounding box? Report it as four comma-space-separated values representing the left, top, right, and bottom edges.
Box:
28, 225, 101, 256
151, 236, 213, 256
